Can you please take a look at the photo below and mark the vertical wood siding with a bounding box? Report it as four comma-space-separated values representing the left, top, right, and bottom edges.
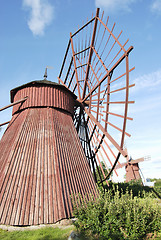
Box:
0, 83, 96, 226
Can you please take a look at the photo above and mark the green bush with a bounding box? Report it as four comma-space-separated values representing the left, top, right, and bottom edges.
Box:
102, 181, 161, 200
150, 179, 161, 187
155, 186, 161, 195
72, 188, 161, 240
105, 181, 152, 198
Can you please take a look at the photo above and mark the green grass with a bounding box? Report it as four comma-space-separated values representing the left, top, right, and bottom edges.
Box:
0, 226, 74, 240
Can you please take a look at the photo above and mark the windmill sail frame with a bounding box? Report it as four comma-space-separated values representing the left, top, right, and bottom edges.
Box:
58, 8, 134, 183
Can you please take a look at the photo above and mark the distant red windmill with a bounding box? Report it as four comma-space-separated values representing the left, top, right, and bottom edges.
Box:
115, 148, 149, 182
0, 8, 134, 226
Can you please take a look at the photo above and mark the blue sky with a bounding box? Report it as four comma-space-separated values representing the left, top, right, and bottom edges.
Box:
0, 0, 161, 181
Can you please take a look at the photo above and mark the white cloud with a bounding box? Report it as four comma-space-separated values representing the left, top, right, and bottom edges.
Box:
133, 68, 161, 91
151, 0, 161, 14
129, 95, 161, 115
95, 0, 137, 14
23, 0, 54, 36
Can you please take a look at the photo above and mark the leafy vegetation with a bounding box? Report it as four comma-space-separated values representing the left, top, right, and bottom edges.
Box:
102, 180, 161, 199
150, 178, 161, 186
151, 179, 161, 196
105, 180, 152, 197
73, 184, 161, 240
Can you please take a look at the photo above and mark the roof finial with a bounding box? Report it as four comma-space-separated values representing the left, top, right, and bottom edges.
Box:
44, 67, 47, 80
43, 66, 53, 80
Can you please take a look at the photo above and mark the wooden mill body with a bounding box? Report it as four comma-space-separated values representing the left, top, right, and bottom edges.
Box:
0, 80, 96, 226
125, 162, 142, 182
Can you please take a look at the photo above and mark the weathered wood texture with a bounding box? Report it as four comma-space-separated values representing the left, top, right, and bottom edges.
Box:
0, 81, 97, 226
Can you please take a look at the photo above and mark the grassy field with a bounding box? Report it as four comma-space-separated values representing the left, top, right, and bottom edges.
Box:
0, 227, 161, 240
0, 226, 100, 240
0, 226, 74, 240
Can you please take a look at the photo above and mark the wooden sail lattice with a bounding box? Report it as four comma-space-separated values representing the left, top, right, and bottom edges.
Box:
58, 8, 135, 182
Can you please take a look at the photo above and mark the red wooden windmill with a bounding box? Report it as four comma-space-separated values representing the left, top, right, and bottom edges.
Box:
115, 148, 145, 182
0, 8, 134, 226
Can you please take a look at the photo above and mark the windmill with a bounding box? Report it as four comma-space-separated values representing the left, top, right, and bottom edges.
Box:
0, 8, 134, 226
115, 148, 148, 182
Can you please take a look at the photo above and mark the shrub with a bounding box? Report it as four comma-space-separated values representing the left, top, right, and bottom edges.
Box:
105, 181, 153, 198
72, 187, 161, 240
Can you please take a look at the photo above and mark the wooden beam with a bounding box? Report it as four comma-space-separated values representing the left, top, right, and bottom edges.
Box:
0, 121, 10, 127
82, 8, 100, 99
0, 97, 28, 112
84, 108, 127, 157
81, 46, 133, 103
70, 33, 81, 99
